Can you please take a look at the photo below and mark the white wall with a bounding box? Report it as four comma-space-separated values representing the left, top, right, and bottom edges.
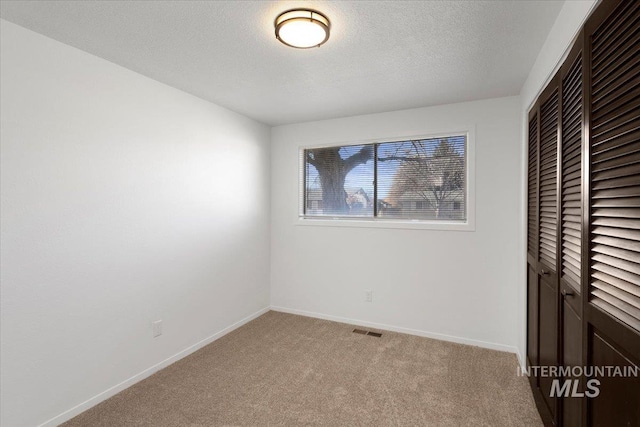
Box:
0, 20, 271, 427
271, 96, 522, 355
516, 0, 598, 365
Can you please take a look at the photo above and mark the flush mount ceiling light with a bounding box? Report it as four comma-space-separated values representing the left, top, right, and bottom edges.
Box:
275, 9, 330, 49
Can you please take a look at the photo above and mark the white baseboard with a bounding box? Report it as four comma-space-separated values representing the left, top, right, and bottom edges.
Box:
271, 305, 519, 356
38, 306, 270, 427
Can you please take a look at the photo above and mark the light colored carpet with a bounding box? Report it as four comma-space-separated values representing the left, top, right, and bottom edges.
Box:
63, 311, 542, 426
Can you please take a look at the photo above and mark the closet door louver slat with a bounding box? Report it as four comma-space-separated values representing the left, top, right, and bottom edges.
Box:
562, 54, 583, 292
539, 90, 559, 271
589, 1, 640, 332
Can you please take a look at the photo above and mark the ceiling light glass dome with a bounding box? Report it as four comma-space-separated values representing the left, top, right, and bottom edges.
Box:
275, 9, 330, 49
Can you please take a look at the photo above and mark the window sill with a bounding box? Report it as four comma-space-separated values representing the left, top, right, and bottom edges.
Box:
296, 217, 475, 231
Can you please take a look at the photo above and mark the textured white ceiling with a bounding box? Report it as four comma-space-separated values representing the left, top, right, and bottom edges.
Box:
0, 1, 564, 125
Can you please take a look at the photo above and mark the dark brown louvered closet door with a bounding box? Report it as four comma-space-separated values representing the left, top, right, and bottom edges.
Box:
559, 39, 584, 427
588, 0, 640, 334
539, 90, 559, 273
527, 1, 640, 425
585, 1, 640, 426
526, 110, 541, 402
561, 54, 583, 294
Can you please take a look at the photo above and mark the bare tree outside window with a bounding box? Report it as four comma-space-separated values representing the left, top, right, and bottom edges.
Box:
379, 137, 466, 220
303, 135, 466, 221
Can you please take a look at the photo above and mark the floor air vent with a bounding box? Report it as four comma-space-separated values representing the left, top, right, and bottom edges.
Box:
352, 329, 382, 337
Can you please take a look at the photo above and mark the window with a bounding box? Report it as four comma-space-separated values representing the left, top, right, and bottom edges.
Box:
302, 135, 467, 223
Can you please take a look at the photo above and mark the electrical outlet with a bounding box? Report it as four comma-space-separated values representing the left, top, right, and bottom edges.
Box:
152, 320, 162, 338
365, 289, 373, 302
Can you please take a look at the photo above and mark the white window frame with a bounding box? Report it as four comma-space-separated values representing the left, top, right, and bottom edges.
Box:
297, 129, 476, 231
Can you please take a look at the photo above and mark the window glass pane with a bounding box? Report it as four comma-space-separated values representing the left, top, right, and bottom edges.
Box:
377, 136, 466, 220
304, 145, 374, 217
